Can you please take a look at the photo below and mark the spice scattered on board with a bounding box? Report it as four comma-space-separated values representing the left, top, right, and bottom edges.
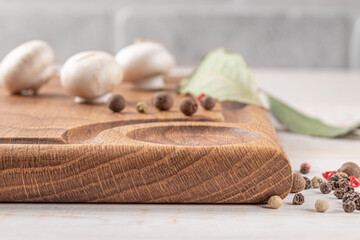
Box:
315, 199, 329, 212
180, 97, 198, 116
136, 101, 148, 113
268, 196, 282, 209
291, 173, 305, 193
311, 176, 322, 188
338, 162, 360, 178
292, 193, 305, 205
300, 163, 310, 174
107, 94, 126, 112
153, 92, 173, 111
200, 95, 216, 110
303, 176, 311, 190
320, 182, 332, 194
343, 201, 356, 213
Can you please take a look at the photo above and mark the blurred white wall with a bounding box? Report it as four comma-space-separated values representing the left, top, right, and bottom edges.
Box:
1, 0, 360, 67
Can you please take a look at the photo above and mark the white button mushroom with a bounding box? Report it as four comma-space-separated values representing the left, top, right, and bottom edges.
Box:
115, 41, 175, 90
60, 51, 123, 104
0, 40, 55, 95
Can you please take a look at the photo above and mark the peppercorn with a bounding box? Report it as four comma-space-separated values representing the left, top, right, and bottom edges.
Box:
320, 182, 332, 194
292, 193, 305, 205
315, 199, 329, 212
338, 178, 351, 189
268, 195, 282, 209
343, 200, 356, 213
329, 174, 340, 182
107, 94, 126, 112
291, 173, 306, 193
338, 162, 360, 178
153, 92, 173, 111
311, 176, 322, 188
300, 163, 310, 174
136, 101, 148, 113
179, 97, 198, 116
200, 96, 216, 110
303, 176, 311, 190
335, 172, 348, 178
334, 189, 346, 199
354, 197, 360, 210
342, 192, 358, 203
344, 186, 354, 193
330, 181, 339, 190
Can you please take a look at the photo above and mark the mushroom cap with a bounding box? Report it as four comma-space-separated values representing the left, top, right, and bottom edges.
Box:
115, 41, 174, 83
0, 40, 54, 93
61, 51, 123, 100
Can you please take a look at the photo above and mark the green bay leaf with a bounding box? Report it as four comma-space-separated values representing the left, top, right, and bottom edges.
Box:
267, 94, 360, 137
178, 48, 262, 106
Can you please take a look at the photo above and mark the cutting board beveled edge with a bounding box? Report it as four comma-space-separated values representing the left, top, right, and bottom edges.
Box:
0, 76, 293, 203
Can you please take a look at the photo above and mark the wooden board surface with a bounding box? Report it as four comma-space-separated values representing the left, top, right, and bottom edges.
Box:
0, 75, 292, 203
0, 69, 359, 240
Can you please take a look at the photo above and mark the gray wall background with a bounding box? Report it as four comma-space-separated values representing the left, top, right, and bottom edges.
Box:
1, 0, 360, 68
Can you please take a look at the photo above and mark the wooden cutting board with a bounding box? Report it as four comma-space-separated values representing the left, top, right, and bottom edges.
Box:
0, 76, 292, 203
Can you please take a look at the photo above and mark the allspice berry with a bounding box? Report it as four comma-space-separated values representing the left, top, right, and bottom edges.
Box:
268, 195, 282, 209
291, 173, 305, 193
311, 176, 322, 188
315, 199, 329, 212
200, 96, 216, 110
292, 193, 305, 205
153, 92, 173, 111
136, 101, 148, 113
338, 162, 360, 178
320, 182, 332, 194
180, 97, 198, 116
343, 200, 356, 213
303, 176, 311, 190
107, 94, 126, 112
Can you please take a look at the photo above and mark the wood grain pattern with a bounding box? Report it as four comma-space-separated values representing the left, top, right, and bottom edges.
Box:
0, 76, 292, 203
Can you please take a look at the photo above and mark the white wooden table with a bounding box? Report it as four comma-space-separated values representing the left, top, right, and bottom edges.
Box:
0, 69, 359, 240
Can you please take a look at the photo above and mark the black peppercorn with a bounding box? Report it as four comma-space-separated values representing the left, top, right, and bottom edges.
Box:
343, 200, 356, 213
180, 97, 198, 116
292, 193, 305, 205
300, 164, 310, 174
107, 94, 126, 112
303, 176, 311, 190
200, 96, 216, 110
342, 192, 358, 203
330, 181, 339, 190
338, 178, 351, 189
354, 197, 360, 210
153, 92, 173, 111
329, 174, 340, 182
320, 182, 332, 194
345, 186, 355, 193
334, 189, 346, 199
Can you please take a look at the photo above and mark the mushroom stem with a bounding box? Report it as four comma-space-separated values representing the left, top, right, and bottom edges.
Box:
134, 75, 165, 90
74, 92, 113, 104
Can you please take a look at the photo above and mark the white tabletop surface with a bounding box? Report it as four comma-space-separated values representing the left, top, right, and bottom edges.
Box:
0, 68, 359, 240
